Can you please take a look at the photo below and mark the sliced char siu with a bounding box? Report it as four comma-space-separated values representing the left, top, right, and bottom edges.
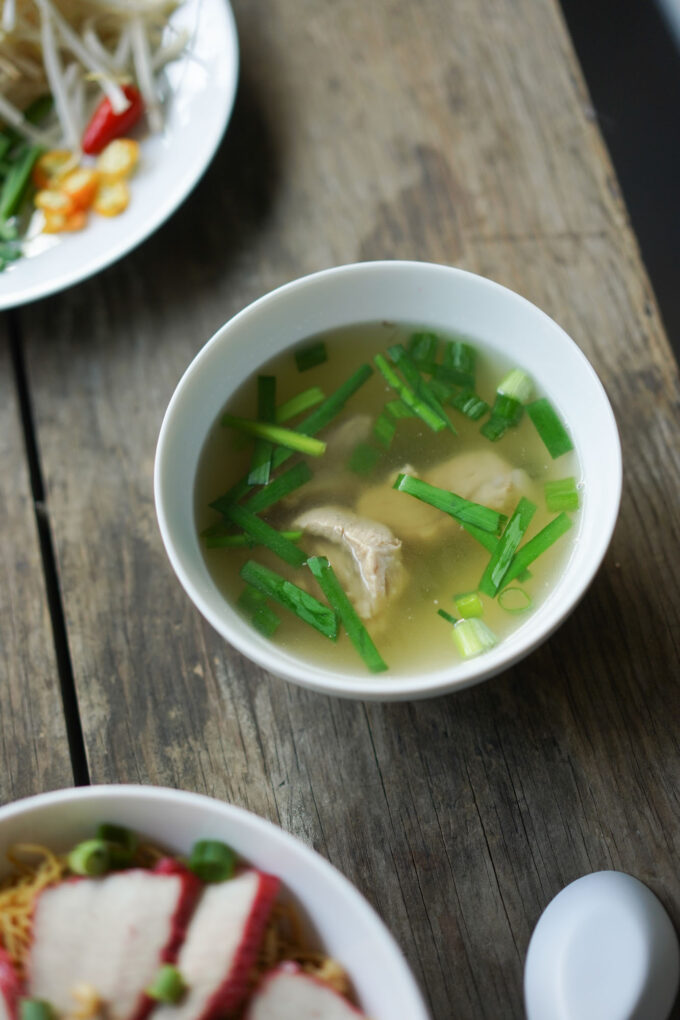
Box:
245, 962, 367, 1019
28, 861, 200, 1020
0, 948, 20, 1020
151, 869, 279, 1020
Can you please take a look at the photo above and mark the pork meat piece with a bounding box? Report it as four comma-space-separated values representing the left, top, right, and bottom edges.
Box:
356, 465, 453, 544
294, 505, 404, 619
245, 963, 367, 1019
423, 449, 538, 514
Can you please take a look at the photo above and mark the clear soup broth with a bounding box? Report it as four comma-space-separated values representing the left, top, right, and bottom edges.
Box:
195, 322, 581, 677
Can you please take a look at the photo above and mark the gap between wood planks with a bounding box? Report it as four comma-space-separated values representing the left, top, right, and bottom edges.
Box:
7, 310, 90, 787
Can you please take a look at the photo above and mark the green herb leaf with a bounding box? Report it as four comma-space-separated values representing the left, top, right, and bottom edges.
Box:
240, 560, 338, 639
307, 556, 388, 672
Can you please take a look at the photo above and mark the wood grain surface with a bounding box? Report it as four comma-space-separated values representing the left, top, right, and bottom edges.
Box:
3, 0, 680, 1017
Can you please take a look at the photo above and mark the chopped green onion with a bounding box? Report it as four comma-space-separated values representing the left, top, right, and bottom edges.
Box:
188, 839, 236, 883
498, 587, 533, 613
146, 965, 187, 1004
251, 605, 281, 636
544, 476, 580, 512
437, 608, 457, 625
386, 399, 416, 419
526, 398, 574, 458
407, 331, 439, 364
428, 378, 455, 403
441, 340, 476, 384
452, 618, 497, 658
480, 394, 523, 442
221, 504, 307, 567
374, 354, 447, 432
206, 529, 303, 549
295, 341, 327, 372
96, 823, 138, 867
244, 462, 312, 514
454, 592, 484, 618
307, 556, 388, 673
20, 1000, 54, 1020
387, 345, 456, 433
275, 386, 325, 423
479, 497, 536, 597
393, 473, 506, 534
220, 415, 326, 458
347, 442, 381, 476
240, 561, 338, 639
248, 376, 277, 486
67, 838, 111, 876
0, 143, 41, 221
238, 586, 268, 614
373, 413, 396, 449
502, 512, 573, 586
450, 389, 490, 421
497, 368, 533, 403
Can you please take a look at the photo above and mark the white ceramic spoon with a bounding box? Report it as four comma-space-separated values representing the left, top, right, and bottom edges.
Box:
524, 871, 680, 1020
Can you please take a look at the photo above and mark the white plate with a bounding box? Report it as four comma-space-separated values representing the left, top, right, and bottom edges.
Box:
0, 0, 239, 310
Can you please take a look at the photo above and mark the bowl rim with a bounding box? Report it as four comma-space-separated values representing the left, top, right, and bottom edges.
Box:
155, 259, 623, 700
0, 784, 431, 1019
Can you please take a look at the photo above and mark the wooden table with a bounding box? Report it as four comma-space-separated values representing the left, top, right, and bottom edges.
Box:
2, 1, 680, 1017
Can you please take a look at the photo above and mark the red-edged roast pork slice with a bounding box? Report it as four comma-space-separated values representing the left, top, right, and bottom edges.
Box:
28, 861, 200, 1020
151, 869, 279, 1020
245, 962, 367, 1019
0, 947, 21, 1020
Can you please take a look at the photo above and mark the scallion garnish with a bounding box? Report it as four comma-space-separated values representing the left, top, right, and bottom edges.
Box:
240, 560, 338, 639
244, 463, 312, 514
20, 1001, 54, 1020
295, 340, 327, 372
307, 556, 388, 673
386, 399, 416, 419
237, 587, 280, 636
544, 476, 580, 512
407, 331, 439, 364
437, 608, 457, 625
479, 497, 536, 597
502, 512, 573, 586
452, 618, 497, 658
480, 368, 532, 442
275, 386, 325, 423
450, 389, 489, 421
393, 473, 507, 534
348, 442, 382, 476
145, 965, 187, 1004
387, 344, 456, 433
441, 339, 476, 386
221, 504, 307, 567
497, 368, 533, 403
188, 839, 236, 883
373, 413, 396, 450
248, 376, 277, 486
96, 823, 138, 868
220, 415, 327, 458
374, 354, 447, 432
498, 587, 533, 613
67, 838, 111, 877
454, 592, 484, 618
526, 398, 574, 458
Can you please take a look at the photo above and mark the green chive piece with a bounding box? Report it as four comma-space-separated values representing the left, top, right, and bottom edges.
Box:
20, 1000, 54, 1020
442, 340, 476, 383
373, 413, 396, 449
240, 560, 338, 639
275, 386, 325, 423
544, 476, 580, 512
479, 497, 536, 597
452, 618, 497, 659
222, 504, 306, 567
437, 608, 457, 625
95, 823, 138, 867
497, 369, 533, 403
295, 341, 327, 372
0, 143, 42, 221
248, 376, 277, 486
428, 378, 455, 403
498, 587, 533, 614
407, 331, 439, 364
374, 354, 447, 432
237, 587, 281, 636
220, 415, 326, 458
387, 344, 456, 433
206, 529, 302, 549
307, 556, 388, 673
454, 592, 484, 618
243, 462, 312, 515
146, 965, 187, 1004
502, 512, 573, 586
394, 473, 507, 534
526, 398, 574, 458
450, 389, 490, 421
480, 394, 523, 442
386, 399, 416, 419
67, 838, 111, 876
348, 441, 381, 476
238, 586, 268, 613
188, 839, 236, 883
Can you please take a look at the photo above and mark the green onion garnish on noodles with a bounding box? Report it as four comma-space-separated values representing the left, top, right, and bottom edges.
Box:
145, 966, 187, 1004
452, 618, 497, 658
479, 497, 536, 596
222, 504, 307, 567
307, 556, 388, 673
526, 398, 574, 458
220, 415, 326, 458
450, 389, 490, 421
373, 413, 396, 449
295, 341, 327, 372
244, 462, 313, 514
206, 529, 303, 550
0, 143, 42, 221
393, 473, 507, 534
387, 344, 456, 433
248, 375, 276, 485
454, 592, 484, 618
20, 1001, 55, 1020
275, 386, 325, 423
374, 354, 447, 432
188, 839, 236, 882
544, 477, 580, 512
240, 560, 338, 639
348, 442, 382, 476
67, 839, 111, 876
502, 512, 573, 586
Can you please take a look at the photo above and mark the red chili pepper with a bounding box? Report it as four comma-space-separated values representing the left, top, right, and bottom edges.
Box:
82, 85, 145, 155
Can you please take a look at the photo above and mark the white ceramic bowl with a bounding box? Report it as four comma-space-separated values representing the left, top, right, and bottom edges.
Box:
0, 784, 430, 1020
154, 261, 622, 701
